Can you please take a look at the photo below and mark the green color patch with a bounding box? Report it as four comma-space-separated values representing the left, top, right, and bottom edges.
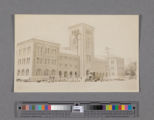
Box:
115, 105, 119, 110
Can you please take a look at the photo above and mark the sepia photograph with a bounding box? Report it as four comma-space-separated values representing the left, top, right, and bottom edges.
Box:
14, 15, 139, 92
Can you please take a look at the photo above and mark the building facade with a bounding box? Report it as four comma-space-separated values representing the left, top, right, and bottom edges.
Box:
16, 23, 124, 82
16, 39, 60, 82
108, 57, 125, 79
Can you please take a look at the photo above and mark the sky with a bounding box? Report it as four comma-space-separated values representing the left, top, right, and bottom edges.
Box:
15, 15, 139, 62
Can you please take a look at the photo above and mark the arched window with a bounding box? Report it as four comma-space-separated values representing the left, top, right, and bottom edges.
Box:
75, 72, 77, 77
26, 69, 29, 76
59, 71, 62, 77
37, 57, 39, 64
44, 69, 49, 76
36, 69, 42, 76
93, 72, 95, 77
21, 69, 25, 76
17, 70, 20, 76
70, 71, 72, 78
64, 71, 68, 78
27, 57, 30, 64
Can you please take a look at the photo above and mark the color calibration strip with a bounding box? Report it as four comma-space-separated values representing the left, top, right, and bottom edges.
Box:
16, 102, 138, 118
18, 104, 133, 111
19, 104, 71, 111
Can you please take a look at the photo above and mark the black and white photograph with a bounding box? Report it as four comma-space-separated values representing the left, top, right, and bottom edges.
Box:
14, 15, 139, 92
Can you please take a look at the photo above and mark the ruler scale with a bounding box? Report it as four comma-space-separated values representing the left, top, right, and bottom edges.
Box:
16, 101, 138, 118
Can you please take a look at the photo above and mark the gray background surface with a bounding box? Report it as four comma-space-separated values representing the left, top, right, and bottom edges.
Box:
0, 0, 153, 120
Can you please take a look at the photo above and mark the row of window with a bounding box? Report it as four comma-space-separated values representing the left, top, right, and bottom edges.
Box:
59, 71, 78, 78
35, 69, 78, 78
17, 68, 111, 78
18, 57, 79, 67
18, 58, 30, 65
19, 47, 31, 56
17, 69, 29, 76
36, 57, 56, 65
36, 46, 57, 56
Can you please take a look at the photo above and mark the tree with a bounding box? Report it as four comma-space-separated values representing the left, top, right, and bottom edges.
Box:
125, 62, 136, 77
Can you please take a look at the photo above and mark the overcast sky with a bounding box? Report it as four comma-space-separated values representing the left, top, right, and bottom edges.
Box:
15, 15, 139, 62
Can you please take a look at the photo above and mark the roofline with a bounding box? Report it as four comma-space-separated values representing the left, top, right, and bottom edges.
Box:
17, 38, 60, 46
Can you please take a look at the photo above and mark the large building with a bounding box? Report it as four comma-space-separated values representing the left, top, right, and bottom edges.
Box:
15, 23, 124, 82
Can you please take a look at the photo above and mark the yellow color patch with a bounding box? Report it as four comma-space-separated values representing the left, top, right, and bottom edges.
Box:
121, 105, 125, 110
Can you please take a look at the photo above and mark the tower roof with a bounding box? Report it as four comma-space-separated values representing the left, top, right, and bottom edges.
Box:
68, 23, 94, 30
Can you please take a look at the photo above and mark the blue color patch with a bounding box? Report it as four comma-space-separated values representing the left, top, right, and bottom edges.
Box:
29, 105, 32, 110
128, 105, 132, 110
112, 105, 115, 110
45, 105, 48, 110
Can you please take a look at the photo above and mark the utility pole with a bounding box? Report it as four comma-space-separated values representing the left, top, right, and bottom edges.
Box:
105, 47, 111, 79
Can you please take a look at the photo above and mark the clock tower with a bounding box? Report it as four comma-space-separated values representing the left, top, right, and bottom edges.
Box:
69, 23, 94, 81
